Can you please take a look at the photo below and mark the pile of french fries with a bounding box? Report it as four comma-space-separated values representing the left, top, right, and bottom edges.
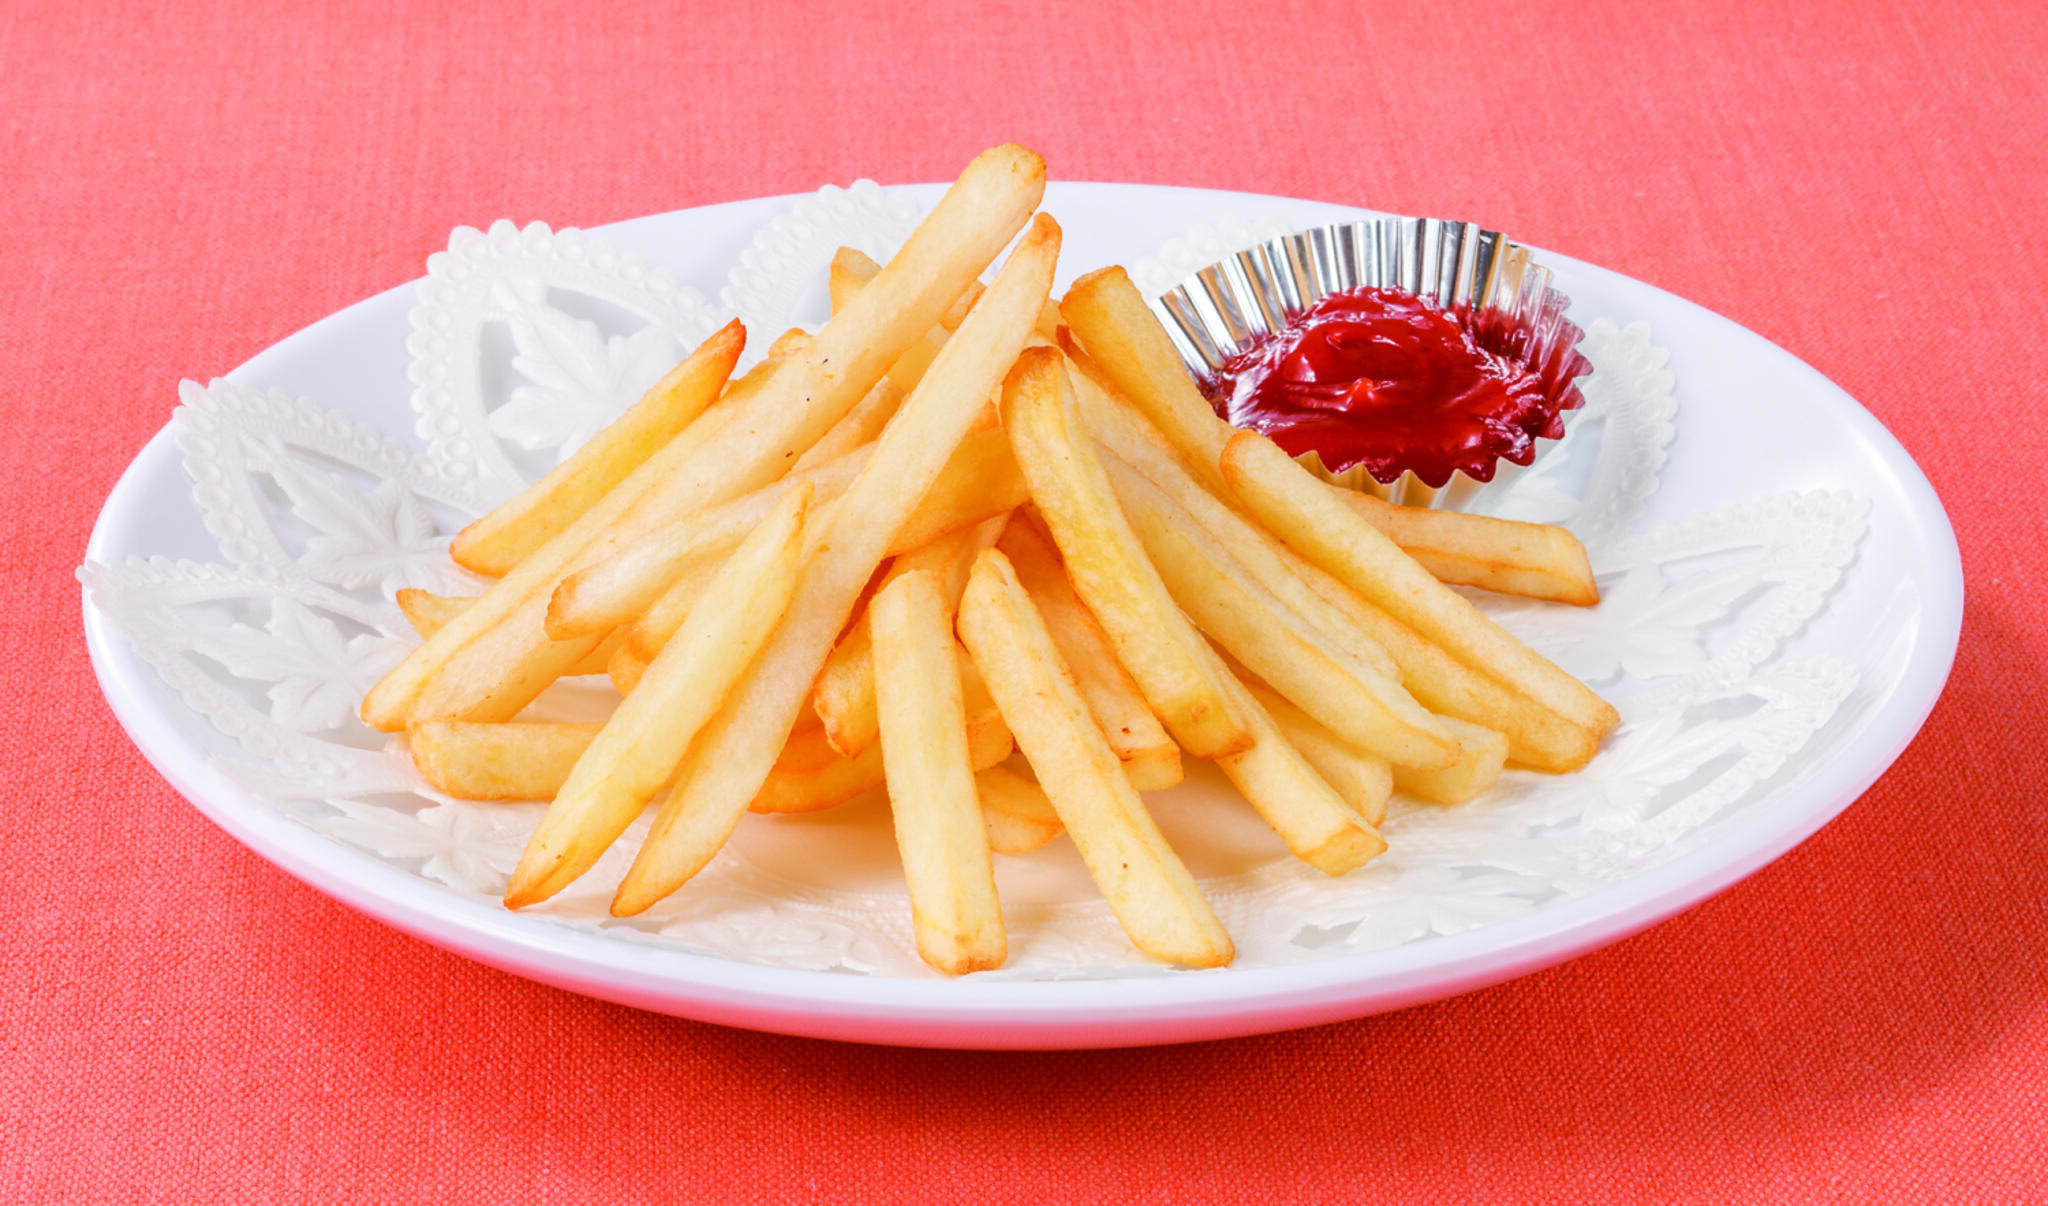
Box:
365, 144, 1619, 975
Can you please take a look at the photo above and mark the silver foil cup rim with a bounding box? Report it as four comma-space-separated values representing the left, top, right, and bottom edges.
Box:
1148, 215, 1590, 509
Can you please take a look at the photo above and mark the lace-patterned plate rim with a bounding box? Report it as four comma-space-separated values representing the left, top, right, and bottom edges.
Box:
80, 182, 1962, 1048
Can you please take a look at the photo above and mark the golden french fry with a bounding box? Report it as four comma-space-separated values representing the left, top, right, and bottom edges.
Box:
1220, 430, 1619, 738
392, 588, 469, 637
1338, 491, 1599, 606
1240, 679, 1393, 827
1059, 353, 1595, 771
828, 246, 878, 311
793, 377, 902, 473
377, 147, 1045, 731
395, 590, 620, 678
362, 322, 746, 731
608, 640, 648, 695
609, 205, 1060, 916
1061, 351, 1400, 681
547, 444, 868, 639
1191, 637, 1388, 876
958, 548, 1233, 967
1106, 456, 1459, 771
448, 320, 758, 577
749, 691, 1012, 815
625, 555, 727, 663
813, 516, 1009, 760
872, 569, 1007, 974
766, 328, 813, 359
1058, 267, 1231, 491
883, 428, 1029, 554
1392, 715, 1511, 805
995, 511, 1181, 790
408, 720, 604, 801
1002, 346, 1251, 759
976, 765, 1065, 855
505, 482, 813, 908
555, 423, 1020, 643
835, 245, 974, 391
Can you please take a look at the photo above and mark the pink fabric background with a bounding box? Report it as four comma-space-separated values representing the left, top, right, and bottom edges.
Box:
12, 0, 2045, 1199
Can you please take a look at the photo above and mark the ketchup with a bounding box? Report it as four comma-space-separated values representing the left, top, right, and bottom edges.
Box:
1200, 287, 1574, 488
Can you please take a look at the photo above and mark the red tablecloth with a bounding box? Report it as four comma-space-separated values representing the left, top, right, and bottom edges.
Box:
13, 1, 2044, 1199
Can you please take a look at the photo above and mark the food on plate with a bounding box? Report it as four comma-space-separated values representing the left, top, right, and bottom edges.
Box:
363, 143, 1617, 975
1002, 346, 1252, 760
974, 765, 1066, 855
957, 548, 1234, 967
873, 569, 1008, 974
1219, 429, 1619, 738
1196, 287, 1587, 491
607, 205, 1062, 919
504, 481, 812, 908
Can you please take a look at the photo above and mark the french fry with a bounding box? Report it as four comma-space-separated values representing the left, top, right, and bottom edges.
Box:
1190, 636, 1387, 875
813, 516, 1009, 760
624, 555, 727, 663
504, 483, 813, 908
766, 328, 814, 359
957, 548, 1233, 967
883, 428, 1030, 553
872, 569, 1007, 974
1061, 350, 1397, 680
793, 377, 902, 473
409, 720, 603, 801
1392, 716, 1511, 805
1105, 456, 1459, 771
1337, 491, 1599, 606
392, 588, 472, 638
408, 701, 1010, 812
1058, 266, 1231, 491
1060, 344, 1597, 771
361, 321, 746, 731
547, 446, 868, 639
828, 246, 880, 310
995, 512, 1181, 791
608, 641, 648, 695
750, 683, 1012, 814
1241, 680, 1393, 827
976, 765, 1065, 855
830, 246, 951, 393
375, 147, 1046, 731
553, 424, 1021, 643
1002, 346, 1251, 758
1220, 430, 1619, 737
447, 321, 762, 577
609, 207, 1060, 916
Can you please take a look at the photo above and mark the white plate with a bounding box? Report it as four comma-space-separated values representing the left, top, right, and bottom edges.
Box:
81, 182, 1961, 1048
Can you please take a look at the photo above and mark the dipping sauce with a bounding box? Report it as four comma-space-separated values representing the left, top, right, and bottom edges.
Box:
1199, 287, 1575, 487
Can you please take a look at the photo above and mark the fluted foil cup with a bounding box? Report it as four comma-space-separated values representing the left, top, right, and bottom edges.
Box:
1149, 216, 1591, 510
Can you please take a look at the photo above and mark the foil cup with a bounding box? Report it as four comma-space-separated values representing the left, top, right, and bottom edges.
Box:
1150, 216, 1590, 510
